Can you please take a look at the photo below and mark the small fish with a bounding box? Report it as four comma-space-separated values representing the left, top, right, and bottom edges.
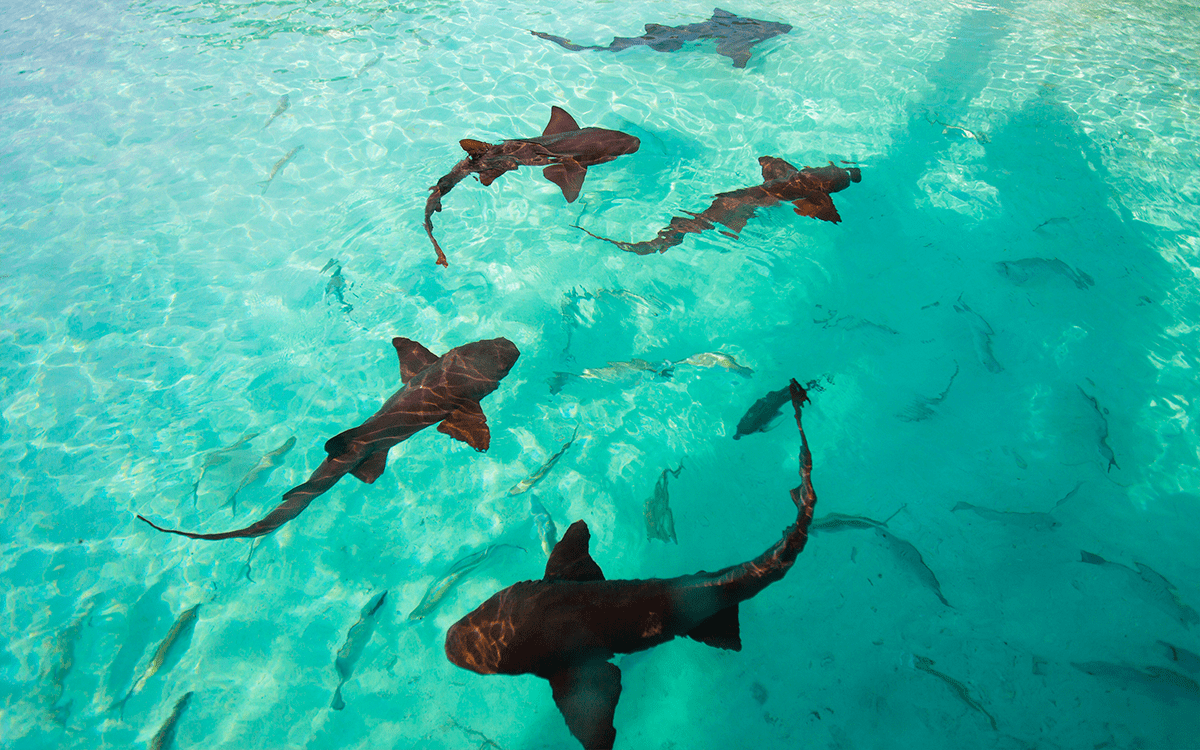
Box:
926, 112, 989, 144
224, 436, 296, 514
1077, 386, 1119, 472
42, 602, 95, 725
874, 527, 951, 607
191, 431, 259, 508
408, 545, 523, 621
508, 427, 578, 496
1157, 641, 1200, 674
113, 604, 201, 716
909, 654, 997, 729
259, 145, 303, 195
673, 352, 753, 377
354, 53, 383, 78
549, 359, 673, 394
263, 94, 289, 129
644, 461, 684, 544
810, 505, 905, 534
897, 363, 959, 422
1080, 551, 1198, 628
951, 501, 1059, 532
331, 590, 388, 710
149, 691, 193, 750
322, 259, 354, 314
732, 385, 791, 440
995, 258, 1094, 290
1073, 661, 1200, 703
953, 295, 1003, 373
530, 496, 559, 557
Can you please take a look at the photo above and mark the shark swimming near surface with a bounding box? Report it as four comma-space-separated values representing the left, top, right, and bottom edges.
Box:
531, 8, 792, 68
576, 157, 861, 256
445, 379, 819, 750
137, 337, 520, 540
424, 106, 640, 267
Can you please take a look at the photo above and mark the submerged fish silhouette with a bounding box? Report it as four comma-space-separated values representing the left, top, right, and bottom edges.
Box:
445, 380, 818, 750
531, 8, 792, 68
577, 157, 860, 256
138, 337, 520, 540
424, 106, 640, 266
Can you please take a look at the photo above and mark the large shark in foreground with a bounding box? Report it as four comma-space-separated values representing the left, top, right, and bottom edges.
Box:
424, 106, 640, 266
445, 379, 818, 750
138, 337, 520, 540
577, 157, 861, 256
531, 8, 792, 69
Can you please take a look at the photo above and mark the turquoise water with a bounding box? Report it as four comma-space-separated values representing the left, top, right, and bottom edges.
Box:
3, 0, 1200, 747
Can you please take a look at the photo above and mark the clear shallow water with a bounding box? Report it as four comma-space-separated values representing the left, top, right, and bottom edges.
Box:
2, 0, 1200, 747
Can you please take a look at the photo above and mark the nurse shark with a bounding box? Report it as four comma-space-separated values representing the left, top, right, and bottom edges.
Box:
576, 157, 861, 256
424, 106, 640, 267
531, 8, 792, 68
138, 337, 519, 540
445, 379, 818, 749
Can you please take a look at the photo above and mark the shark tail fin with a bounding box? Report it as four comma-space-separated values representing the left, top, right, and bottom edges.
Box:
686, 604, 742, 651
331, 685, 346, 711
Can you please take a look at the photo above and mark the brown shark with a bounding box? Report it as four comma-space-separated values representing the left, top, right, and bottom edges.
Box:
445, 379, 818, 750
531, 8, 792, 69
576, 157, 861, 256
424, 106, 641, 267
138, 337, 520, 540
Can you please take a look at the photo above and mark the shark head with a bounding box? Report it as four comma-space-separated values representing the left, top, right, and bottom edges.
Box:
450, 337, 521, 387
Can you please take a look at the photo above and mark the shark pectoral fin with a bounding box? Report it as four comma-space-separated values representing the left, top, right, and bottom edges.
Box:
459, 139, 492, 159
477, 168, 507, 186
543, 106, 581, 136
438, 401, 491, 451
392, 337, 440, 383
758, 155, 800, 183
686, 604, 742, 651
792, 194, 841, 223
549, 660, 622, 750
350, 450, 388, 484
544, 160, 587, 203
544, 520, 606, 581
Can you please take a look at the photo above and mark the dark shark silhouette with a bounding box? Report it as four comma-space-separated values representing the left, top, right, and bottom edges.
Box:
531, 8, 792, 68
577, 157, 861, 256
138, 337, 520, 540
445, 379, 818, 750
424, 106, 640, 267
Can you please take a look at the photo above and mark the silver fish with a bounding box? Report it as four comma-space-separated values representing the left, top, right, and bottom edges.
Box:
549, 358, 673, 394
953, 296, 1003, 373
262, 94, 289, 129
644, 461, 684, 544
875, 527, 951, 607
191, 431, 259, 508
259, 145, 303, 195
1077, 386, 1118, 471
530, 497, 559, 557
951, 501, 1059, 531
224, 436, 296, 514
508, 428, 578, 496
1073, 661, 1200, 703
42, 601, 95, 725
1080, 551, 1198, 628
910, 654, 997, 729
672, 352, 753, 377
354, 53, 383, 77
407, 545, 522, 620
810, 505, 905, 534
331, 590, 388, 710
322, 259, 354, 314
114, 604, 200, 716
149, 691, 193, 750
897, 363, 958, 422
995, 257, 1094, 290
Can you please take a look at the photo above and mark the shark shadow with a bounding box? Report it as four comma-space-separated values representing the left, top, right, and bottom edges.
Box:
445, 380, 818, 750
576, 157, 861, 256
138, 337, 520, 540
531, 8, 792, 68
424, 106, 640, 267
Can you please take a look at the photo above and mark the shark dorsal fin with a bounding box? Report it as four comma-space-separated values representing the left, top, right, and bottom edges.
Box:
548, 660, 621, 750
392, 337, 439, 383
543, 106, 580, 137
460, 139, 492, 159
758, 155, 800, 183
544, 520, 605, 582
438, 401, 491, 451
